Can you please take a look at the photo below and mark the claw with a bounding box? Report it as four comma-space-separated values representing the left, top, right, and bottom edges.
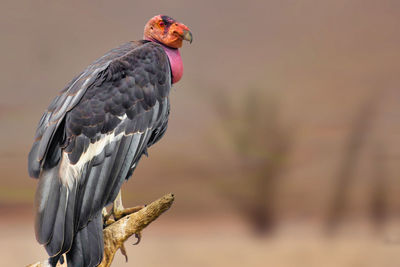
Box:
133, 232, 142, 245
120, 243, 128, 262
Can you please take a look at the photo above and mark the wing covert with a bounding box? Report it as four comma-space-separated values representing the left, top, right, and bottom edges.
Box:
33, 41, 172, 260
28, 41, 151, 178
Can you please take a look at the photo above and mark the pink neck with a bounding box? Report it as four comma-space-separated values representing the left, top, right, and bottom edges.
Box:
162, 47, 183, 84
145, 37, 183, 84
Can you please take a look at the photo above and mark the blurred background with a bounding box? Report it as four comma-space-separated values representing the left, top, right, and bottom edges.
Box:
1, 0, 400, 266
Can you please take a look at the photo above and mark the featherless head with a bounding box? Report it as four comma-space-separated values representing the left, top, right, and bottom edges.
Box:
144, 15, 192, 48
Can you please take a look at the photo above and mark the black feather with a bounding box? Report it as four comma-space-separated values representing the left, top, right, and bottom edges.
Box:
66, 212, 103, 267
78, 164, 102, 227
45, 185, 67, 256
34, 166, 61, 244
30, 40, 172, 264
28, 141, 41, 178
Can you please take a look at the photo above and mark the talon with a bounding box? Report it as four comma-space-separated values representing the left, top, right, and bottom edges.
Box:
133, 232, 142, 245
120, 243, 128, 262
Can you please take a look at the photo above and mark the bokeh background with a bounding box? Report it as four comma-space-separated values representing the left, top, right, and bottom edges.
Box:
1, 0, 400, 266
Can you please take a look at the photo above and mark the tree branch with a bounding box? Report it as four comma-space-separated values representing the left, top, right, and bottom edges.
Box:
27, 193, 175, 267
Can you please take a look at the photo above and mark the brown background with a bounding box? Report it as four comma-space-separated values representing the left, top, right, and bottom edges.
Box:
1, 0, 400, 266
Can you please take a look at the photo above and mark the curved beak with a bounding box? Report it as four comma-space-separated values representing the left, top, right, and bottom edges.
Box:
182, 30, 193, 44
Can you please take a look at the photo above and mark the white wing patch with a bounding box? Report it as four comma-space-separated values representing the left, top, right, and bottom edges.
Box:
58, 98, 164, 189
59, 131, 127, 189
60, 132, 124, 189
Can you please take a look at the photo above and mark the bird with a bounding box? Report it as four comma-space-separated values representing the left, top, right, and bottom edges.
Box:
27, 15, 192, 267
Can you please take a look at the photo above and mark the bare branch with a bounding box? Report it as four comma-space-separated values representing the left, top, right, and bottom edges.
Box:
27, 193, 175, 267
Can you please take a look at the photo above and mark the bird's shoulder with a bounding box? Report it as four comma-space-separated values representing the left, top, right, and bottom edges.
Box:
28, 40, 171, 177
62, 41, 171, 163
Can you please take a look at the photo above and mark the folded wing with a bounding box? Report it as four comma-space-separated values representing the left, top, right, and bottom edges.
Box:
29, 41, 171, 265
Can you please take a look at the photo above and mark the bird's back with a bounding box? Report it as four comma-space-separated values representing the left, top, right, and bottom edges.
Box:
29, 40, 171, 266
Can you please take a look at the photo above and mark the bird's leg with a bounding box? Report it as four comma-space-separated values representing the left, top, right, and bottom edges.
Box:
102, 207, 115, 226
112, 190, 145, 221
102, 207, 109, 220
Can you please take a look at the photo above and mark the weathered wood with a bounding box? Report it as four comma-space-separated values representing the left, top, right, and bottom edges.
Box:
27, 193, 175, 267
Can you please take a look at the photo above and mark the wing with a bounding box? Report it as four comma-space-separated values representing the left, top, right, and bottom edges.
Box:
32, 41, 171, 262
28, 41, 146, 178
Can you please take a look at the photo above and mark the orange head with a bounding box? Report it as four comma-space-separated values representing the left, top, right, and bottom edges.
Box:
144, 15, 192, 49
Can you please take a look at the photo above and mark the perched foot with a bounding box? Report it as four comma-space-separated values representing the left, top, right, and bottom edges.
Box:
118, 233, 141, 262
102, 207, 115, 227
113, 190, 145, 221
113, 206, 145, 221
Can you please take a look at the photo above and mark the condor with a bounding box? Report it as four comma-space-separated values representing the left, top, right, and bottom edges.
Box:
28, 15, 192, 267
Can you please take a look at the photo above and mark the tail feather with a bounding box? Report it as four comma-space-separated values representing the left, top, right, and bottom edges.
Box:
47, 254, 62, 267
87, 213, 104, 266
66, 212, 104, 267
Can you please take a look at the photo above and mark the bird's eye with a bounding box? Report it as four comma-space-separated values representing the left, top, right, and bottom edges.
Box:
159, 21, 165, 27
